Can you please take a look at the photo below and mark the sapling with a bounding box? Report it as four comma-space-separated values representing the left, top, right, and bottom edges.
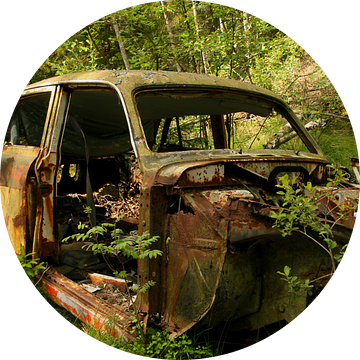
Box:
62, 207, 162, 335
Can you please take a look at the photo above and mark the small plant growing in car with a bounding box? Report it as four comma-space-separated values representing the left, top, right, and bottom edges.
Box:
17, 244, 46, 282
271, 165, 357, 274
277, 265, 313, 300
62, 208, 162, 287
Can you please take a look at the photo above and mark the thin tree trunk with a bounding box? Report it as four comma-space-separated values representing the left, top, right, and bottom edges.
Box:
180, 0, 198, 72
160, 1, 182, 72
242, 12, 253, 83
110, 14, 130, 70
192, 0, 209, 74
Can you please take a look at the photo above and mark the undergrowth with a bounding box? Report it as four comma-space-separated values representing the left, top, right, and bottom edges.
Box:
83, 324, 213, 359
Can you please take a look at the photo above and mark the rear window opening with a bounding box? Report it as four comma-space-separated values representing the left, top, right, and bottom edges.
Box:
136, 89, 312, 153
5, 92, 51, 147
53, 88, 140, 306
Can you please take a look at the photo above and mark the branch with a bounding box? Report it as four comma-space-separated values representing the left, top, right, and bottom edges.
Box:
34, 264, 50, 287
295, 229, 331, 256
86, 26, 111, 68
318, 112, 350, 120
295, 229, 335, 274
286, 67, 320, 90
308, 273, 332, 284
264, 118, 330, 149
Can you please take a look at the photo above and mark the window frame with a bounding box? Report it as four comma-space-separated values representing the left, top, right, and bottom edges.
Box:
10, 86, 58, 149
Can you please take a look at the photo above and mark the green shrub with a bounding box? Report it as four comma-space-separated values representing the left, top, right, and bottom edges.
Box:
17, 244, 46, 281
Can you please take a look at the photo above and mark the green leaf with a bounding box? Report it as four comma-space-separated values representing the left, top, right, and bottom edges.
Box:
284, 265, 291, 277
118, 270, 128, 279
291, 176, 298, 186
324, 238, 337, 250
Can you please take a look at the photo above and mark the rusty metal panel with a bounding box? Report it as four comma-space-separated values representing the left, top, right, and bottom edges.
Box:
163, 191, 227, 335
202, 188, 254, 206
208, 231, 328, 332
1, 85, 58, 257
88, 273, 132, 292
221, 199, 279, 244
41, 269, 134, 342
351, 157, 360, 183
0, 145, 41, 254
315, 187, 358, 229
232, 160, 323, 182
33, 151, 58, 258
155, 160, 221, 186
186, 164, 224, 184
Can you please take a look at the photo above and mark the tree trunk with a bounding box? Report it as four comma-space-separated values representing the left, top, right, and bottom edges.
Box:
242, 12, 253, 83
110, 14, 130, 70
264, 118, 329, 149
160, 1, 182, 72
192, 0, 209, 74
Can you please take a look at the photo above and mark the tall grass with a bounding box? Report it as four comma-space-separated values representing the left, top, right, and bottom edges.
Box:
310, 120, 358, 171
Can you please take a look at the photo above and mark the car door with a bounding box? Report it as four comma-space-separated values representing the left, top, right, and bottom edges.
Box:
0, 86, 58, 257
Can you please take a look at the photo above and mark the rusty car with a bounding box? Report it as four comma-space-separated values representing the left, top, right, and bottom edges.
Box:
1, 70, 358, 340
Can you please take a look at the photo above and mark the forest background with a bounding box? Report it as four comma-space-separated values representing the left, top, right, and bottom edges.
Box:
32, 0, 357, 170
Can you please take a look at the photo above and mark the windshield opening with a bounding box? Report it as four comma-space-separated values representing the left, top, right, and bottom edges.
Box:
135, 89, 311, 153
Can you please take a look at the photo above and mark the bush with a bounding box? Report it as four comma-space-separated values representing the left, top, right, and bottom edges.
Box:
271, 165, 357, 273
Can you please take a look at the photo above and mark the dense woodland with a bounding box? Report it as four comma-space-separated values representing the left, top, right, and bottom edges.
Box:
32, 0, 357, 170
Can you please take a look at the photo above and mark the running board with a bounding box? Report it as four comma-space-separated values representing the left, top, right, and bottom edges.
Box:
41, 269, 135, 342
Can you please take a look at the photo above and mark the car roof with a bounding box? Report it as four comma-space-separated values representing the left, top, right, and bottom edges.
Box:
27, 70, 284, 103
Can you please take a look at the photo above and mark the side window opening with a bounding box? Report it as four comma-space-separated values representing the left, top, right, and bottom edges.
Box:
5, 93, 51, 146
55, 89, 140, 283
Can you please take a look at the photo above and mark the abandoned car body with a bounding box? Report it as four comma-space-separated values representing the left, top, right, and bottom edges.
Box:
1, 70, 357, 339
